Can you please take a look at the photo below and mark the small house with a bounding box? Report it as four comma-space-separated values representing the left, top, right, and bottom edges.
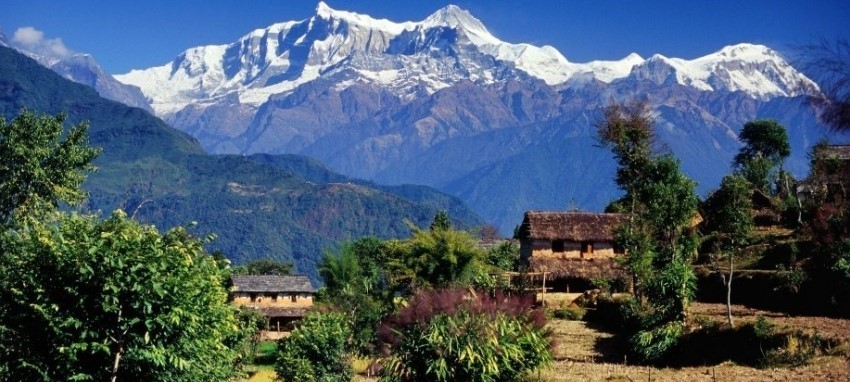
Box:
230, 275, 315, 331
517, 211, 628, 291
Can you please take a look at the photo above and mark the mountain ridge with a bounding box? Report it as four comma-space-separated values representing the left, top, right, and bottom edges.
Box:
30, 3, 842, 233
0, 45, 484, 282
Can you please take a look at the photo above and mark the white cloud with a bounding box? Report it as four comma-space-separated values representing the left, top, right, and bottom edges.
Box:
11, 26, 73, 59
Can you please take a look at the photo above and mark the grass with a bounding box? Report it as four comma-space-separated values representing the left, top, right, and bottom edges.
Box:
246, 365, 276, 382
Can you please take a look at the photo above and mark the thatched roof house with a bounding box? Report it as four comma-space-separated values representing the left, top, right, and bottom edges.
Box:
230, 275, 315, 331
231, 275, 314, 294
518, 212, 629, 289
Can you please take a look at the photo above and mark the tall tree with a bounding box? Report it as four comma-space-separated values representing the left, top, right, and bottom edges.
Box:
597, 101, 700, 360
0, 211, 241, 381
429, 210, 452, 231
0, 110, 100, 225
703, 175, 754, 327
733, 120, 791, 193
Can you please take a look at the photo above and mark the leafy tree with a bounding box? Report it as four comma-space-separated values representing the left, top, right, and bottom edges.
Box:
231, 258, 293, 275
596, 101, 700, 360
388, 224, 486, 288
733, 120, 791, 193
485, 240, 520, 272
0, 210, 240, 381
703, 175, 754, 327
275, 312, 353, 382
429, 210, 452, 231
0, 110, 100, 225
318, 237, 394, 355
379, 288, 551, 382
319, 245, 363, 295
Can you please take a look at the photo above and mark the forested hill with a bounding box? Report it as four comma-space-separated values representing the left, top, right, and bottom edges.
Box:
0, 46, 485, 282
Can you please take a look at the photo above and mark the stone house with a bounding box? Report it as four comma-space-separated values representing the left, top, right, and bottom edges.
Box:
230, 275, 315, 331
517, 211, 628, 290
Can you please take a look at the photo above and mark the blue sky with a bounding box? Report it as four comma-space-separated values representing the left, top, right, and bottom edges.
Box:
1, 0, 847, 74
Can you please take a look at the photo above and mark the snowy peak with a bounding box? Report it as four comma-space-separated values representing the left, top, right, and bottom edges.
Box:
421, 5, 499, 45
115, 3, 820, 116
626, 43, 819, 99
314, 1, 413, 34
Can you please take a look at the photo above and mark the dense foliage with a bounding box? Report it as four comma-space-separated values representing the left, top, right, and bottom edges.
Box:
0, 110, 100, 225
0, 211, 242, 381
733, 120, 791, 194
378, 288, 551, 382
275, 312, 353, 382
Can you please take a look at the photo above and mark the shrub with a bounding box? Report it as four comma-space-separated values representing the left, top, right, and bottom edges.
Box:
378, 288, 551, 382
275, 312, 353, 382
551, 306, 586, 321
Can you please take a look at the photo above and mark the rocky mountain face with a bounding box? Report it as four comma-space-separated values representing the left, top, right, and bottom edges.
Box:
5, 38, 154, 113
115, 2, 839, 233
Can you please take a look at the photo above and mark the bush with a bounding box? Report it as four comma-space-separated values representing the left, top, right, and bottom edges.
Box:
378, 288, 551, 382
551, 306, 586, 321
275, 312, 353, 382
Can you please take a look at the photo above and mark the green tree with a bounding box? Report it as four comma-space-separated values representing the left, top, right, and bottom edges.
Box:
703, 175, 754, 327
733, 120, 791, 193
319, 246, 363, 295
596, 101, 700, 360
0, 110, 100, 225
389, 225, 486, 288
485, 240, 520, 272
429, 210, 452, 231
275, 312, 353, 382
318, 238, 394, 355
0, 210, 240, 381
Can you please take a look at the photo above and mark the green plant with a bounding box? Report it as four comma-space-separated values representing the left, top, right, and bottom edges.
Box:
0, 210, 241, 381
379, 288, 551, 382
551, 306, 586, 321
275, 312, 353, 382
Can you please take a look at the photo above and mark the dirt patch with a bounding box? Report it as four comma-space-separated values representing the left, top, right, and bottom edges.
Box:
540, 302, 850, 381
691, 302, 850, 344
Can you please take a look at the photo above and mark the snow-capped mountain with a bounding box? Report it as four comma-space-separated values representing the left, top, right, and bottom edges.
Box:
113, 2, 837, 233
118, 2, 818, 117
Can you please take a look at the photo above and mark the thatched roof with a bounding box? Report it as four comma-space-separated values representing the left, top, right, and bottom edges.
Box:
231, 275, 314, 293
518, 211, 628, 242
823, 145, 850, 160
528, 257, 625, 279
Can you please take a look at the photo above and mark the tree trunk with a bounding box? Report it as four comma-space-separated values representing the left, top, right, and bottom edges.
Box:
110, 308, 124, 382
726, 252, 734, 328
110, 345, 123, 382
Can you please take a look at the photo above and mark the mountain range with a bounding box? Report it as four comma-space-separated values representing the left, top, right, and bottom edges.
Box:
11, 2, 846, 233
0, 45, 484, 283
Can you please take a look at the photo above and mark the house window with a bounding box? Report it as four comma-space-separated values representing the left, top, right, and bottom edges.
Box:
581, 242, 593, 254
249, 293, 257, 302
291, 294, 297, 303
552, 240, 564, 253
272, 294, 278, 302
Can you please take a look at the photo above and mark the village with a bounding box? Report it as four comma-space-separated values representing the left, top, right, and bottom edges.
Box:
230, 142, 850, 381
1, 2, 849, 379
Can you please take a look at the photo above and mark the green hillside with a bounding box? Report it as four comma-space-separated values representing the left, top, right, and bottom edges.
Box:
0, 46, 485, 282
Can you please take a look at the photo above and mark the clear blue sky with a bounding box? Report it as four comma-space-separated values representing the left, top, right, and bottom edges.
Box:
1, 0, 847, 74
